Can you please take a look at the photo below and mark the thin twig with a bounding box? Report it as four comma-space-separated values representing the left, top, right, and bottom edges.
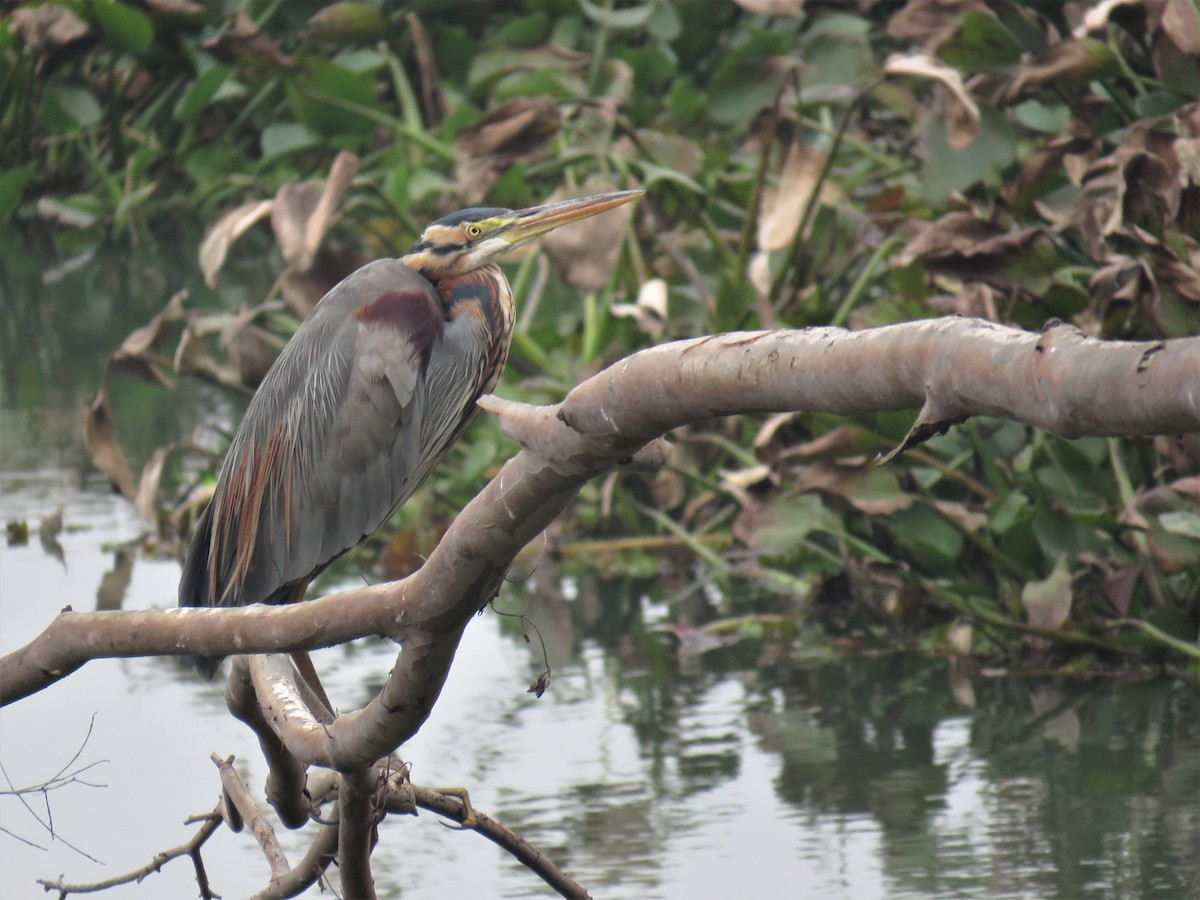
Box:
35, 806, 223, 898
410, 785, 591, 899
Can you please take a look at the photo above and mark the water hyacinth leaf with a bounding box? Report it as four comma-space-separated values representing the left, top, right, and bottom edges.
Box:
1157, 511, 1200, 542
39, 83, 102, 131
936, 10, 1022, 72
1022, 556, 1073, 631
285, 56, 381, 135
261, 122, 317, 158
988, 491, 1030, 535
888, 504, 964, 570
747, 493, 839, 559
919, 106, 1018, 202
90, 0, 153, 54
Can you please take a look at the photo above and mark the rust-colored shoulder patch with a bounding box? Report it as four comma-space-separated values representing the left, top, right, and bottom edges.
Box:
352, 289, 445, 360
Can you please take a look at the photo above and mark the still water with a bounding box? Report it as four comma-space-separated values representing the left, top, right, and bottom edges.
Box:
2, 245, 1198, 899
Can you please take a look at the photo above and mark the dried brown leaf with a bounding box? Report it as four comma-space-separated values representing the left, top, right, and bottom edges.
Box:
541, 183, 636, 293
888, 0, 989, 44
793, 462, 912, 515
884, 53, 980, 149
610, 278, 667, 336
108, 290, 187, 387
135, 447, 172, 524
1006, 40, 1120, 102
9, 4, 89, 49
758, 140, 828, 250
223, 318, 281, 390
1163, 0, 1200, 54
200, 12, 294, 77
454, 98, 561, 203
272, 151, 360, 272
897, 212, 1050, 288
199, 199, 274, 289
82, 390, 137, 501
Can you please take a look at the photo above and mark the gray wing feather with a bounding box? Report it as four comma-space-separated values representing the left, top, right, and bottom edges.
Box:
202, 258, 472, 608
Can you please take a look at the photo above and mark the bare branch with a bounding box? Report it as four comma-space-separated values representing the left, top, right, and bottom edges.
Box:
35, 806, 223, 898
211, 754, 291, 882
409, 785, 591, 899
337, 767, 379, 900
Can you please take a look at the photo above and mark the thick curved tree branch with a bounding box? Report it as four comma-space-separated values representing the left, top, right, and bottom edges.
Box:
3, 320, 1196, 721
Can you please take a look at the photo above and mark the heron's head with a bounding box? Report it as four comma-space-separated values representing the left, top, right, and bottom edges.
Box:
401, 189, 642, 280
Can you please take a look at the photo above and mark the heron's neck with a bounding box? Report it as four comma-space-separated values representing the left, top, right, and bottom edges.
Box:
435, 264, 514, 338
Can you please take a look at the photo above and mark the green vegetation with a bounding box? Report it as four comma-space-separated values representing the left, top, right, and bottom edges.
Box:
4, 0, 1198, 670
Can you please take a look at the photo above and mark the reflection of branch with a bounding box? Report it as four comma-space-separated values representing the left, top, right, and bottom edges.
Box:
35, 806, 223, 898
0, 714, 107, 860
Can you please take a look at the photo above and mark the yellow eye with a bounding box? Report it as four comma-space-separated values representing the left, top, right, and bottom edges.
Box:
466, 224, 482, 238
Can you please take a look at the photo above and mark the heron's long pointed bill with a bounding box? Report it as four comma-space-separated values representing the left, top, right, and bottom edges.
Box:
501, 189, 643, 244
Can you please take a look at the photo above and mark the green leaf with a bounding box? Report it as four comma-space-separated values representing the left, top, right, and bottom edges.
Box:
937, 11, 1021, 72
174, 64, 231, 124
578, 0, 657, 30
989, 491, 1029, 536
1158, 511, 1200, 542
751, 494, 838, 559
91, 0, 154, 54
260, 122, 317, 158
39, 84, 102, 131
307, 2, 387, 44
285, 56, 381, 136
888, 504, 964, 570
0, 164, 36, 218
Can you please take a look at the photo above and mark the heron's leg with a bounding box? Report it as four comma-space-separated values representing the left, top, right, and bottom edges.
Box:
433, 786, 477, 828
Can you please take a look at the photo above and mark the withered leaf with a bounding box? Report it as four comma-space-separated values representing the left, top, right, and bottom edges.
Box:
1022, 556, 1073, 631
884, 53, 980, 149
454, 97, 561, 203
610, 278, 667, 337
541, 184, 637, 293
199, 199, 274, 289
135, 447, 172, 524
272, 150, 360, 273
758, 140, 827, 251
9, 4, 89, 49
108, 290, 187, 387
82, 390, 137, 501
1005, 39, 1120, 102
